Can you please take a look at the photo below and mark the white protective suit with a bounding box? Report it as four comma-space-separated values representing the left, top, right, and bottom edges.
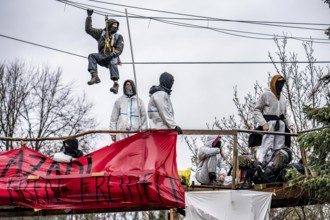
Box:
110, 80, 147, 141
53, 152, 74, 163
195, 136, 227, 185
148, 72, 178, 129
253, 75, 294, 164
148, 90, 177, 129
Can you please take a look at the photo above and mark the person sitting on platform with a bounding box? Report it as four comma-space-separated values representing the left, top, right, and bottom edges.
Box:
196, 135, 228, 185
53, 138, 84, 163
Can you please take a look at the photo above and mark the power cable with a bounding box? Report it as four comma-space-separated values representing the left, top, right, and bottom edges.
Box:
2, 33, 330, 64
57, 0, 330, 41
86, 0, 330, 30
0, 34, 87, 59
155, 18, 330, 42
57, 0, 108, 16
57, 0, 330, 43
61, 0, 330, 27
57, 0, 272, 41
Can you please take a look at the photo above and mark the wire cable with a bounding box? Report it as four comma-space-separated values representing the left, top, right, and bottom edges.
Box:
2, 33, 330, 65
0, 34, 87, 59
157, 19, 330, 43
56, 0, 330, 43
61, 0, 330, 27
86, 0, 330, 30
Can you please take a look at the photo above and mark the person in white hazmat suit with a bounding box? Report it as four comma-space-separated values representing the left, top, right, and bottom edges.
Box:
110, 80, 147, 142
253, 74, 295, 164
196, 135, 228, 185
148, 72, 182, 134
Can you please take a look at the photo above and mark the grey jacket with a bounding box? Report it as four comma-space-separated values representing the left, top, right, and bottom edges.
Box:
85, 16, 124, 56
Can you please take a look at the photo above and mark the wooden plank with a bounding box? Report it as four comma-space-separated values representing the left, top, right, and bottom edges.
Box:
182, 129, 237, 135
0, 129, 241, 141
0, 206, 169, 217
232, 133, 238, 189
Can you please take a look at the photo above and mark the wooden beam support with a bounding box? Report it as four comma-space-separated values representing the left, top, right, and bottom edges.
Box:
0, 206, 169, 217
232, 130, 238, 190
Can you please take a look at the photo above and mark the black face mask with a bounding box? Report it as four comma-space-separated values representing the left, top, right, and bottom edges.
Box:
64, 145, 77, 157
276, 79, 285, 95
213, 141, 222, 149
109, 26, 118, 34
161, 79, 174, 90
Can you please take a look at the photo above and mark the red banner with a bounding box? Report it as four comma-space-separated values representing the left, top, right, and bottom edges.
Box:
0, 130, 185, 210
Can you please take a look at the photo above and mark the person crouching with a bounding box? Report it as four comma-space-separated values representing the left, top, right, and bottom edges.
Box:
53, 138, 83, 163
196, 135, 227, 185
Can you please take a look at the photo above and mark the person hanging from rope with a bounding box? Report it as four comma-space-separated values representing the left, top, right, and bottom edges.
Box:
85, 9, 124, 94
109, 80, 148, 142
53, 138, 84, 163
253, 74, 295, 165
147, 72, 182, 134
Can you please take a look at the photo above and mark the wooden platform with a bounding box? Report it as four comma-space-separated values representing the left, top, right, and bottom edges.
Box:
0, 182, 323, 217
0, 205, 169, 217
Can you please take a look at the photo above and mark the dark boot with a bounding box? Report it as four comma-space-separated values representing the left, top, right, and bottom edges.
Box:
177, 208, 185, 216
87, 72, 101, 85
208, 172, 217, 184
110, 82, 119, 94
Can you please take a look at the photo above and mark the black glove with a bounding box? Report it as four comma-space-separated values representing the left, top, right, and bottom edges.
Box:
208, 172, 217, 181
87, 9, 94, 16
174, 126, 183, 134
326, 27, 330, 39
213, 140, 222, 149
110, 52, 117, 57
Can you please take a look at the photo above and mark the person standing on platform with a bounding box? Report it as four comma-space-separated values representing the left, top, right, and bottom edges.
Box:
147, 72, 182, 134
110, 80, 147, 142
253, 74, 295, 165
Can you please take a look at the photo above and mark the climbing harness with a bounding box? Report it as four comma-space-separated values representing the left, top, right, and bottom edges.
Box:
103, 15, 112, 54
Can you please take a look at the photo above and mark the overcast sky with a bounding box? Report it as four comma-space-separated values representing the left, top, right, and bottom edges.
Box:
0, 0, 329, 169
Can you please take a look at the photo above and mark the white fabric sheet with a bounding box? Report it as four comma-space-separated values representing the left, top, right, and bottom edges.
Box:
185, 190, 272, 220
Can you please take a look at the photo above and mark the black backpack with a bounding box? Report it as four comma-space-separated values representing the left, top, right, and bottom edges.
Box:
252, 160, 264, 184
238, 155, 254, 188
278, 163, 305, 182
